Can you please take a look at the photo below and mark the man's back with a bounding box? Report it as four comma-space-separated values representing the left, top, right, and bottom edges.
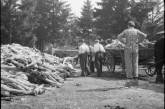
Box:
93, 43, 105, 53
118, 27, 147, 51
125, 28, 144, 43
79, 43, 89, 54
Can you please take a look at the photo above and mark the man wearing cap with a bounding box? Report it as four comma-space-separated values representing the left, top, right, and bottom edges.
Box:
78, 39, 90, 76
117, 21, 147, 85
94, 39, 106, 77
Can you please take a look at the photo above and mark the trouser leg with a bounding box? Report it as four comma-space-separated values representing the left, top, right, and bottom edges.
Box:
155, 61, 164, 83
124, 49, 133, 79
99, 57, 103, 73
89, 55, 94, 73
90, 61, 94, 73
92, 54, 95, 73
87, 55, 91, 75
96, 52, 103, 77
80, 54, 87, 76
132, 52, 139, 78
97, 59, 101, 76
95, 55, 99, 76
91, 55, 95, 73
79, 54, 84, 76
84, 53, 88, 76
95, 53, 100, 76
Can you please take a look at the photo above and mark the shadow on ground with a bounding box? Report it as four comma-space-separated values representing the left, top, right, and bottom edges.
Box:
87, 71, 164, 94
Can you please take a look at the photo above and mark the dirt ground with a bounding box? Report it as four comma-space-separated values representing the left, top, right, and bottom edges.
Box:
1, 69, 164, 109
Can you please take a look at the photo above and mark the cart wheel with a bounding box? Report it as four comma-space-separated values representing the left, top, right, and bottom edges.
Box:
105, 53, 115, 73
145, 65, 156, 77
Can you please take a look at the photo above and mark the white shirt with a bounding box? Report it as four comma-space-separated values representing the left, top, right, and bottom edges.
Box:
78, 43, 90, 54
93, 42, 105, 53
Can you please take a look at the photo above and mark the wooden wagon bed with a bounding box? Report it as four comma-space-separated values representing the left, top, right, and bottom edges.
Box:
52, 48, 78, 57
104, 48, 155, 73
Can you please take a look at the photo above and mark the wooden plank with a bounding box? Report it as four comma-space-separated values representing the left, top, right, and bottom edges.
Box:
53, 49, 78, 52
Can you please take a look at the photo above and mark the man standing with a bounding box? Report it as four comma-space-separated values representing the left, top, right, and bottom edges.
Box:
117, 21, 147, 85
94, 39, 106, 77
78, 39, 90, 76
49, 42, 54, 55
154, 31, 164, 83
30, 35, 37, 49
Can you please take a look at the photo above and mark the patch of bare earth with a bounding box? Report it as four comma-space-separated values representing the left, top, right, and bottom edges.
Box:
1, 73, 164, 109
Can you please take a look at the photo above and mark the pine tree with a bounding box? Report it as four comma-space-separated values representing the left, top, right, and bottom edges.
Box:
1, 0, 21, 44
32, 0, 72, 50
94, 0, 130, 39
1, 0, 73, 50
79, 0, 95, 40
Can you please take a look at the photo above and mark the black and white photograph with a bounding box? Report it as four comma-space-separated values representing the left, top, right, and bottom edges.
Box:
1, 0, 164, 109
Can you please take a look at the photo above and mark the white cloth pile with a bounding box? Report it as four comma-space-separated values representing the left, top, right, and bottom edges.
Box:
105, 39, 125, 49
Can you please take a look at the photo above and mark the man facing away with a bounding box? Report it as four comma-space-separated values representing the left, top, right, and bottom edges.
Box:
93, 39, 106, 77
78, 39, 90, 76
154, 31, 164, 83
117, 21, 147, 85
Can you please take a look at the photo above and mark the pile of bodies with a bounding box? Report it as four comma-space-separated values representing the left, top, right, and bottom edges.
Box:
1, 44, 80, 97
105, 39, 154, 49
105, 39, 125, 49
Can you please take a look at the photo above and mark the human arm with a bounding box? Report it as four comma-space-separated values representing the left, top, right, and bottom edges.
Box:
117, 31, 126, 44
100, 44, 106, 53
137, 30, 147, 43
93, 44, 97, 53
78, 46, 83, 54
86, 45, 90, 54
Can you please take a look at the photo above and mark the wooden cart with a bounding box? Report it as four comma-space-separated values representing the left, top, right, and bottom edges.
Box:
104, 48, 155, 74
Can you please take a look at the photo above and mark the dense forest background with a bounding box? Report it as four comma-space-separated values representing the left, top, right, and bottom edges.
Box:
1, 0, 164, 51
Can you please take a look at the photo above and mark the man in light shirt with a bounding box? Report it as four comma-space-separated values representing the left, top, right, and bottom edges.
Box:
117, 21, 147, 85
93, 39, 106, 77
78, 39, 90, 76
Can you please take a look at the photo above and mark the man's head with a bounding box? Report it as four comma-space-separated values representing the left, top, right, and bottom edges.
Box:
79, 39, 85, 45
128, 21, 135, 28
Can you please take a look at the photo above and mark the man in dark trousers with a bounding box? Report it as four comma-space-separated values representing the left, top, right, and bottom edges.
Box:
154, 31, 164, 83
93, 39, 106, 77
78, 39, 90, 76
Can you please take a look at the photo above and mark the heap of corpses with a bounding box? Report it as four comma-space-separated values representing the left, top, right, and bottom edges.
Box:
1, 44, 80, 97
105, 39, 154, 49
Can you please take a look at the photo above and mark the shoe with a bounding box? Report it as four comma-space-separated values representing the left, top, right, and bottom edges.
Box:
133, 77, 139, 86
155, 79, 164, 84
132, 79, 139, 86
125, 81, 132, 87
81, 73, 84, 76
97, 75, 101, 77
125, 79, 139, 87
156, 76, 164, 84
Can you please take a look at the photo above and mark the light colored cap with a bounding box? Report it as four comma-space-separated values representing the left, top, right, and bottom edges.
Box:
128, 21, 135, 27
95, 39, 100, 42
